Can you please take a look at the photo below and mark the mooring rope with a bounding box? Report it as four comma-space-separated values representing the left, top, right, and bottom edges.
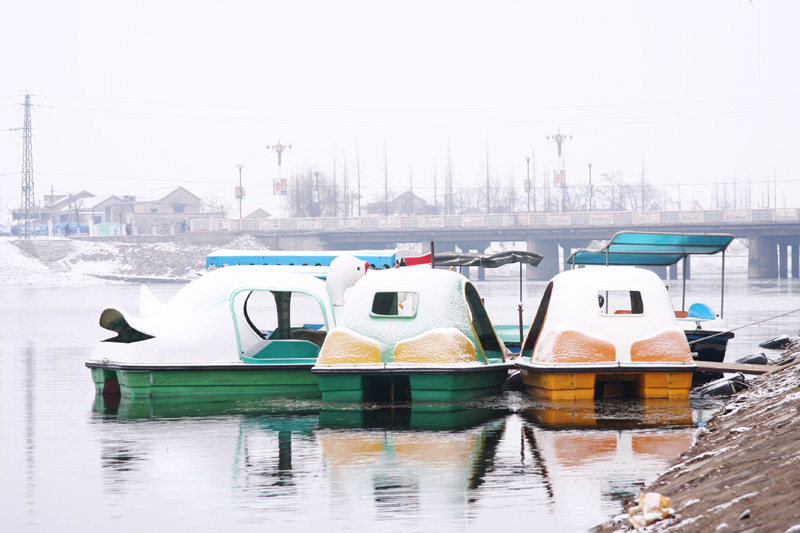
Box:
687, 306, 800, 346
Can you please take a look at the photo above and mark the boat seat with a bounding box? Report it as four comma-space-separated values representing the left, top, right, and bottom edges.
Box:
674, 311, 688, 318
614, 310, 631, 314
290, 328, 328, 347
688, 303, 715, 320
243, 339, 321, 363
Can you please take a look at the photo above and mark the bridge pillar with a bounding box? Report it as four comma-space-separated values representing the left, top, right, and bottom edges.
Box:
527, 238, 559, 280
792, 243, 799, 278
668, 263, 678, 280
748, 236, 778, 279
779, 242, 789, 279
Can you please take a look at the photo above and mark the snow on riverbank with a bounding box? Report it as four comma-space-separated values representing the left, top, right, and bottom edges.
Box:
0, 238, 102, 286
0, 235, 268, 286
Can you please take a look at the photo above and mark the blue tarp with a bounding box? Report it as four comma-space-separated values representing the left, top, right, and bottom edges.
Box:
566, 231, 734, 266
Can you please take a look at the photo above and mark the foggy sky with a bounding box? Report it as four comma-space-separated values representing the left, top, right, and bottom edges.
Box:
1, 0, 798, 220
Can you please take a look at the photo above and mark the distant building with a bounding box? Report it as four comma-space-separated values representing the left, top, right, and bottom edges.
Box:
245, 208, 272, 219
13, 186, 223, 236
365, 191, 436, 216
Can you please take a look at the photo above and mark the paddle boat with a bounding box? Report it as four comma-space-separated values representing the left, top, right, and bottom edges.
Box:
311, 267, 513, 402
86, 256, 368, 398
566, 231, 735, 365
401, 248, 543, 352
515, 266, 697, 401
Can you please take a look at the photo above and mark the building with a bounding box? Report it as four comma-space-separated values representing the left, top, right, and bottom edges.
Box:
365, 191, 437, 216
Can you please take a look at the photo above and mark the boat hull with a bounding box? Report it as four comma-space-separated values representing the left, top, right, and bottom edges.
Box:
313, 364, 512, 402
684, 329, 735, 363
87, 362, 320, 399
516, 363, 694, 401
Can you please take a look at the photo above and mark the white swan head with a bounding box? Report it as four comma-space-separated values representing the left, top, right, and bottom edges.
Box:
327, 255, 370, 307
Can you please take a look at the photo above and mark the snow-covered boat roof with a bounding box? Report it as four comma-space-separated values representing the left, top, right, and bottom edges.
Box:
522, 266, 693, 366
90, 265, 334, 365
332, 267, 503, 363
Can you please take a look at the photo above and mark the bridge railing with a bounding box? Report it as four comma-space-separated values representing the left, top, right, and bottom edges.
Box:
189, 207, 800, 233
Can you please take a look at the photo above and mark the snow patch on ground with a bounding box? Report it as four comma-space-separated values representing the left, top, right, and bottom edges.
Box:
1, 235, 269, 286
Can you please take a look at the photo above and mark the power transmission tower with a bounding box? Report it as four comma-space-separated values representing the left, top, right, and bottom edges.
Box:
20, 93, 34, 239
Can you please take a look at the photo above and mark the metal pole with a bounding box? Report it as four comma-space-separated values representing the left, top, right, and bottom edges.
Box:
721, 250, 726, 318
587, 162, 593, 212
682, 256, 688, 312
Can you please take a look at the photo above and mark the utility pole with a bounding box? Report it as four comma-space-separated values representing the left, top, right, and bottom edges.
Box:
20, 93, 34, 239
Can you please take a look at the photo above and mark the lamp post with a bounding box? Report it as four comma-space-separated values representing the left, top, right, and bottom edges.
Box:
587, 162, 593, 212
546, 128, 572, 213
525, 157, 531, 214
236, 164, 244, 221
267, 139, 291, 218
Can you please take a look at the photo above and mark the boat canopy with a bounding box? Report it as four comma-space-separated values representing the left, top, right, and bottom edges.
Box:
433, 250, 543, 268
566, 232, 734, 266
403, 250, 543, 268
566, 231, 734, 316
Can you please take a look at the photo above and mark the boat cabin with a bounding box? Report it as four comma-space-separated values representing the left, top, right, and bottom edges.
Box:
516, 266, 696, 400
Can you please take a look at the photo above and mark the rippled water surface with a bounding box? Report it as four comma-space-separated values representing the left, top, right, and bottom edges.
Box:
1, 276, 796, 532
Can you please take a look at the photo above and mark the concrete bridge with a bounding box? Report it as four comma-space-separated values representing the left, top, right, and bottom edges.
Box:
190, 207, 800, 280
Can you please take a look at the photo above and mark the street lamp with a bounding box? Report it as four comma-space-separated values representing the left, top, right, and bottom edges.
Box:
236, 164, 244, 221
525, 157, 531, 214
547, 128, 572, 213
267, 139, 291, 218
587, 162, 593, 213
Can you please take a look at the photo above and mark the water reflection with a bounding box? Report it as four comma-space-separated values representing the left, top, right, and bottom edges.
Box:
89, 394, 716, 530
519, 398, 697, 519
24, 344, 36, 526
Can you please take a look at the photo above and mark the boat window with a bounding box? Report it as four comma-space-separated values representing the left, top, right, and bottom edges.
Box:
464, 282, 502, 358
235, 290, 328, 344
598, 290, 644, 315
522, 281, 553, 354
371, 291, 418, 317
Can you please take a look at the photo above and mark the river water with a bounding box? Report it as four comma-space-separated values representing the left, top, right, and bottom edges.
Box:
1, 276, 797, 532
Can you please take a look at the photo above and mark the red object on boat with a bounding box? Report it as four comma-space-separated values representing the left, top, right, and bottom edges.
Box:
402, 253, 432, 267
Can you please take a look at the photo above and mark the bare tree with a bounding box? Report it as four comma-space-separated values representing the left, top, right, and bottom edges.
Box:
288, 167, 340, 217
202, 197, 230, 217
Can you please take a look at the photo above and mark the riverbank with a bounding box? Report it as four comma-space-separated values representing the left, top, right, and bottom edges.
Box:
0, 234, 267, 285
594, 348, 800, 532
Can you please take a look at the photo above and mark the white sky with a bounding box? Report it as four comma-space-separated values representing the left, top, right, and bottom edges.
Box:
1, 0, 799, 219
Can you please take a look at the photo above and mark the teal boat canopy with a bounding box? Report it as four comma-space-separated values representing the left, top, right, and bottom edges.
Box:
565, 231, 734, 316
566, 232, 734, 266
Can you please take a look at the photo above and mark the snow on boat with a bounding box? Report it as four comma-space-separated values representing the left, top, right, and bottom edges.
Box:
515, 266, 697, 401
401, 249, 543, 352
311, 267, 513, 402
566, 231, 735, 365
86, 257, 368, 398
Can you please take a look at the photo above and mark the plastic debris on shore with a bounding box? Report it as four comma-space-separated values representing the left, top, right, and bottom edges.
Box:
758, 334, 792, 350
628, 492, 673, 529
695, 373, 748, 397
734, 352, 768, 365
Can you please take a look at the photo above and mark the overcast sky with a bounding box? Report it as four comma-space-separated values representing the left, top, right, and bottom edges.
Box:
1, 0, 798, 220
